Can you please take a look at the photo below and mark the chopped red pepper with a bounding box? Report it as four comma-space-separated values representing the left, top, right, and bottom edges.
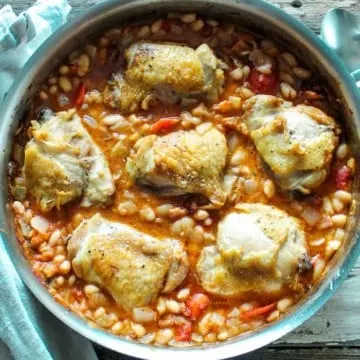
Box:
175, 323, 192, 342
161, 20, 172, 32
75, 83, 86, 106
69, 64, 78, 74
242, 303, 276, 320
185, 293, 210, 321
71, 288, 82, 301
149, 117, 179, 134
310, 254, 320, 266
249, 68, 278, 94
335, 165, 352, 190
231, 34, 255, 53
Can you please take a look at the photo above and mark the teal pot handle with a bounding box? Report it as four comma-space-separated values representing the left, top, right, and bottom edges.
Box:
321, 8, 360, 87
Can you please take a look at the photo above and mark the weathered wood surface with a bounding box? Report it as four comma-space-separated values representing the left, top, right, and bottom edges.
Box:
95, 346, 360, 360
1, 0, 360, 359
3, 0, 360, 34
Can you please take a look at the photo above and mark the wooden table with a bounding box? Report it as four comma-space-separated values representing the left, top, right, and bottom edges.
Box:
2, 0, 360, 359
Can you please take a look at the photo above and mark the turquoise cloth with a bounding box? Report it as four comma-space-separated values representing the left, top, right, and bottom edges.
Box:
0, 1, 98, 359
0, 0, 70, 100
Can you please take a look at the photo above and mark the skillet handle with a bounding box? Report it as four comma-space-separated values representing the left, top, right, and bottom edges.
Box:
351, 69, 360, 88
321, 8, 360, 89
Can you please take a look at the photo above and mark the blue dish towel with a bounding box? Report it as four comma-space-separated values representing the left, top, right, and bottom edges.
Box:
0, 1, 98, 359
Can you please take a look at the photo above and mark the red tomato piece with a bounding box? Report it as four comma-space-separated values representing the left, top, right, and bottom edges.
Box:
69, 64, 78, 74
149, 117, 179, 134
175, 323, 192, 342
75, 83, 86, 106
161, 20, 172, 32
185, 293, 210, 321
310, 254, 320, 266
335, 165, 352, 190
249, 68, 278, 94
242, 303, 276, 320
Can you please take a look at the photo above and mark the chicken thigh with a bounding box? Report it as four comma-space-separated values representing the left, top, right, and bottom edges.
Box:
67, 214, 189, 310
104, 42, 224, 112
24, 109, 115, 212
240, 95, 340, 193
126, 125, 228, 207
197, 203, 309, 297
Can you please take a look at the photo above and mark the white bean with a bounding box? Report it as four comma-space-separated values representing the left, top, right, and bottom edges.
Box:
190, 225, 204, 243
59, 260, 71, 274
155, 328, 174, 345
313, 258, 325, 281
192, 19, 204, 31
138, 25, 150, 37
156, 297, 166, 315
49, 229, 61, 246
266, 310, 280, 322
334, 228, 345, 241
171, 217, 195, 237
194, 209, 209, 221
94, 307, 106, 318
334, 190, 352, 204
281, 52, 298, 67
58, 76, 72, 92
325, 239, 341, 258
217, 331, 229, 341
155, 204, 173, 218
165, 300, 181, 314
39, 90, 48, 100
332, 197, 344, 212
323, 196, 335, 215
12, 201, 25, 214
177, 288, 190, 301
139, 206, 156, 222
84, 284, 100, 294
336, 144, 349, 160
180, 13, 196, 23
131, 322, 146, 338
280, 82, 297, 99
53, 254, 66, 264
263, 179, 275, 199
151, 19, 163, 33
331, 214, 347, 227
277, 298, 293, 312
280, 71, 296, 86
111, 321, 124, 334
293, 67, 311, 79
230, 67, 243, 81
118, 201, 137, 216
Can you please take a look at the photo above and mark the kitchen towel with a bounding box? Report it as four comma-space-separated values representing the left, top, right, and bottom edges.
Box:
0, 1, 98, 359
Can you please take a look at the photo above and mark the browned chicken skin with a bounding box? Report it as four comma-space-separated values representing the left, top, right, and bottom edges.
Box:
229, 95, 340, 193
104, 42, 224, 112
197, 203, 309, 297
68, 214, 189, 311
24, 109, 115, 212
126, 125, 228, 208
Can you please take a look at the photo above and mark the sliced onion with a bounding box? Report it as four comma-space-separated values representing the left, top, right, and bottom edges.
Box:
301, 207, 321, 226
309, 238, 325, 246
83, 115, 97, 128
227, 131, 240, 152
19, 219, 32, 238
244, 178, 258, 194
132, 307, 156, 323
58, 94, 69, 107
30, 215, 49, 234
209, 313, 226, 327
